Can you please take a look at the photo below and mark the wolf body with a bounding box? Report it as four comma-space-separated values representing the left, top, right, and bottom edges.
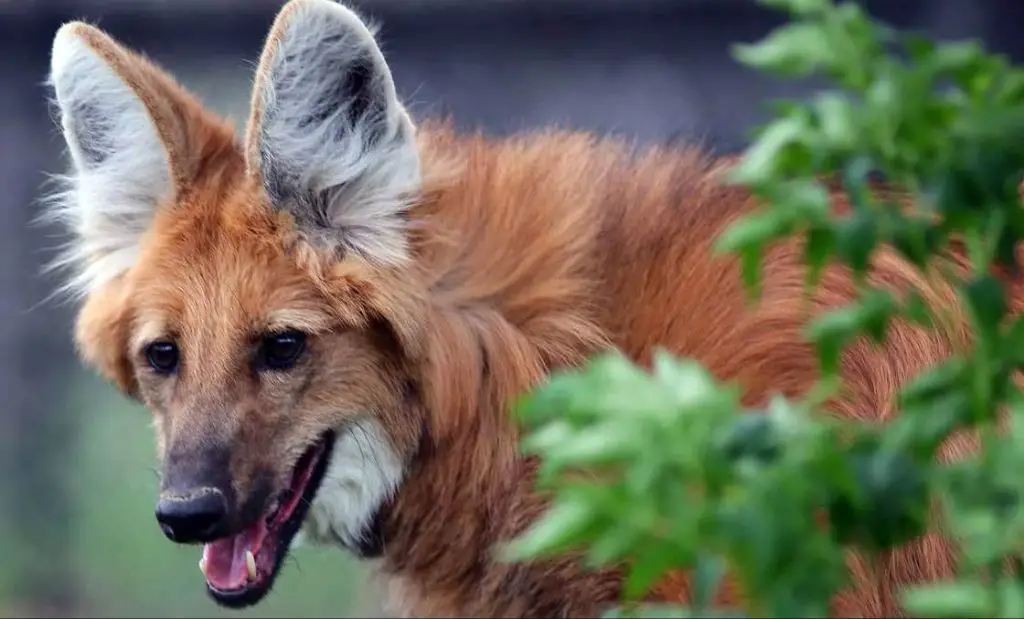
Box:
47, 1, 1002, 616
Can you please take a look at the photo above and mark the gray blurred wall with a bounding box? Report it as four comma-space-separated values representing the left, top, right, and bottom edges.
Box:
2, 0, 1023, 615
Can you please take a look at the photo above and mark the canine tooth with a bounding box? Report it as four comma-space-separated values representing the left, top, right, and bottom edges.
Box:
245, 550, 257, 581
199, 557, 207, 573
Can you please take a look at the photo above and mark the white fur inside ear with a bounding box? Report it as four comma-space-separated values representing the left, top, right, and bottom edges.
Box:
295, 419, 405, 551
253, 0, 421, 267
47, 26, 173, 296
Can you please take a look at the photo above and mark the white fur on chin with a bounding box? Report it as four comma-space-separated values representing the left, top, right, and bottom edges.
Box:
294, 419, 405, 552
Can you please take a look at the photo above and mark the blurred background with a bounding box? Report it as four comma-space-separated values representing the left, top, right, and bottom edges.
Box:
2, 0, 1023, 617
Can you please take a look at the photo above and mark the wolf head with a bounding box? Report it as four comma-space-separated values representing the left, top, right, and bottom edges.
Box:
48, 0, 428, 607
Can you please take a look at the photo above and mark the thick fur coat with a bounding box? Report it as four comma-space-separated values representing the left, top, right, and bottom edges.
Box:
45, 0, 1015, 616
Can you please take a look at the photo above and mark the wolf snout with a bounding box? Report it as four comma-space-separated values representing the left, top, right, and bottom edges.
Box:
155, 486, 230, 543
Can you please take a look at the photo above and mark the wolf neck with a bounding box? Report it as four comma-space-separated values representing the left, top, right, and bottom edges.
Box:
367, 123, 699, 616
378, 303, 621, 617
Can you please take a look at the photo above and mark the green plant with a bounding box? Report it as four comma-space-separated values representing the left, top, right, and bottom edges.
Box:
503, 0, 1024, 617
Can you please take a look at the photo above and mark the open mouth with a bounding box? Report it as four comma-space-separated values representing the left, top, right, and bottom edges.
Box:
199, 430, 335, 608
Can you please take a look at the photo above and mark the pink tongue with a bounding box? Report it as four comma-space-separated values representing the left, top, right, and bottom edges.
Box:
201, 521, 267, 591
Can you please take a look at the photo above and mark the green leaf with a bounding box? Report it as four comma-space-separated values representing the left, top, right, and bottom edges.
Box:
531, 426, 639, 476
859, 288, 897, 344
901, 581, 996, 617
717, 414, 781, 467
995, 578, 1024, 617
887, 394, 967, 458
586, 526, 645, 568
769, 179, 832, 222
902, 290, 934, 328
804, 224, 835, 289
651, 351, 721, 406
715, 210, 790, 256
827, 448, 929, 552
890, 217, 944, 269
806, 304, 861, 375
603, 605, 747, 619
726, 113, 811, 186
624, 542, 688, 601
518, 420, 575, 455
501, 495, 600, 561
740, 245, 764, 300
835, 211, 878, 275
692, 554, 727, 610
1004, 316, 1024, 365
899, 357, 968, 406
733, 23, 835, 77
814, 92, 859, 151
603, 605, 711, 619
962, 274, 1008, 341
760, 0, 828, 16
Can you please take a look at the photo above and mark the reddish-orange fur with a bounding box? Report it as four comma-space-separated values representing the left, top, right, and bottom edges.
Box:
55, 7, 1022, 619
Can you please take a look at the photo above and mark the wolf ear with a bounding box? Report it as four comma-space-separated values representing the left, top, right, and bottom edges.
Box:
245, 0, 420, 267
48, 22, 213, 296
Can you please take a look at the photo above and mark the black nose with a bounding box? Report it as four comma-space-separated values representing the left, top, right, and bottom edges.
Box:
155, 487, 229, 543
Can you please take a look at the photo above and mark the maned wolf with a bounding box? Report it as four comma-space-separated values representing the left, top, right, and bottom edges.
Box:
46, 0, 1006, 616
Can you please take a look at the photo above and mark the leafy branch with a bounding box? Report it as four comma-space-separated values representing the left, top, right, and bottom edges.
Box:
504, 1, 1024, 617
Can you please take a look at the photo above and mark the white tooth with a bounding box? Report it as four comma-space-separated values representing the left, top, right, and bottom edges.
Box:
199, 557, 207, 573
245, 550, 257, 581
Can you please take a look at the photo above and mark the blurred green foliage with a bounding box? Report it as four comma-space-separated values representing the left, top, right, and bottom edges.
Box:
506, 0, 1024, 617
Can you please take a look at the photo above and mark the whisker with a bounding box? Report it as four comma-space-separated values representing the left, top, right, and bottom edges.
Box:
288, 554, 305, 575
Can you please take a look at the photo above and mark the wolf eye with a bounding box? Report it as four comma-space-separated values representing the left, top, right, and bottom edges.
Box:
145, 341, 180, 374
258, 330, 307, 371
